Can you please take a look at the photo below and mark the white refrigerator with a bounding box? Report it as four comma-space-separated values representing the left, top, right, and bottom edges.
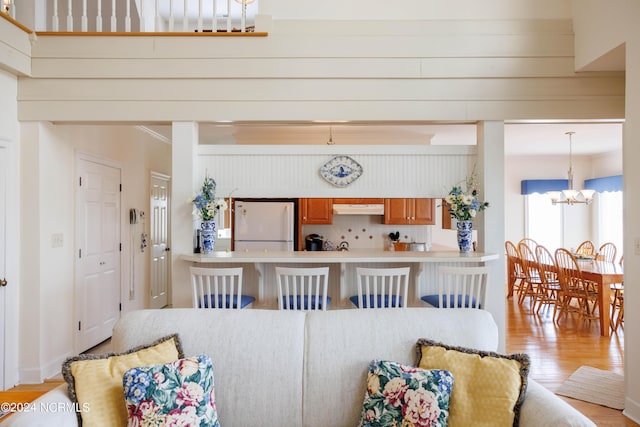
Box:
233, 201, 295, 251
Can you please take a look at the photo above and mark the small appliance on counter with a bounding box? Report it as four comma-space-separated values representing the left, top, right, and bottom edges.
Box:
305, 234, 324, 251
408, 242, 428, 251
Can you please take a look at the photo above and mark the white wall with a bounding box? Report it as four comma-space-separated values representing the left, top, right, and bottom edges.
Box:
19, 123, 171, 382
261, 0, 571, 20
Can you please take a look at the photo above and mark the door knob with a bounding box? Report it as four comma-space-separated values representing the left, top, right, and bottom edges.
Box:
0, 278, 7, 287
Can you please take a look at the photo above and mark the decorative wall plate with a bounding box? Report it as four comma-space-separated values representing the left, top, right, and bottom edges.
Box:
319, 155, 363, 187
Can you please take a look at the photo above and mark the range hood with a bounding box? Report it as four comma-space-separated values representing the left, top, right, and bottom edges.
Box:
332, 204, 385, 215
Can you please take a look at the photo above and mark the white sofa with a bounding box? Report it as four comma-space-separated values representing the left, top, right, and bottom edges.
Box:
2, 308, 595, 427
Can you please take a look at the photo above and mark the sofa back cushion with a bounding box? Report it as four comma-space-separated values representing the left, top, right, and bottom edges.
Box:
302, 308, 498, 427
112, 308, 306, 427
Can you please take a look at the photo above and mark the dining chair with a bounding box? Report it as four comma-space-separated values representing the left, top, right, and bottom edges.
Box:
610, 284, 624, 332
597, 242, 617, 263
505, 241, 527, 299
350, 267, 410, 309
533, 245, 562, 316
554, 248, 599, 326
517, 242, 544, 309
276, 266, 331, 311
518, 237, 539, 252
190, 266, 256, 309
610, 254, 624, 332
575, 240, 595, 256
420, 265, 489, 309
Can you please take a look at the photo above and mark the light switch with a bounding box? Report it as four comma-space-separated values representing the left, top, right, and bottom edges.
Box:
51, 233, 64, 248
635, 237, 640, 255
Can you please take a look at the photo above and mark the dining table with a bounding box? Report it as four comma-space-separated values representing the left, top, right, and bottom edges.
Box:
576, 259, 624, 337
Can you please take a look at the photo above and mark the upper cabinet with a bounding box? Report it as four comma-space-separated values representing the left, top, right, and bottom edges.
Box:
383, 198, 435, 225
300, 198, 333, 224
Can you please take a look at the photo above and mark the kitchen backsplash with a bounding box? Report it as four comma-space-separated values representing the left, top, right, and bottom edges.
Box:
303, 215, 432, 251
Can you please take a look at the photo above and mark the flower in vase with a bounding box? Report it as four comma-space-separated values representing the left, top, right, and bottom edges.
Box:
444, 174, 489, 221
191, 173, 227, 221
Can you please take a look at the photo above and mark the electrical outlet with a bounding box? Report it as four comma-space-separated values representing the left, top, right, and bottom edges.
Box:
51, 233, 64, 248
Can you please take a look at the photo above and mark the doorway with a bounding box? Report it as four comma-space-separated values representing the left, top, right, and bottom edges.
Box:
150, 172, 170, 308
75, 154, 122, 353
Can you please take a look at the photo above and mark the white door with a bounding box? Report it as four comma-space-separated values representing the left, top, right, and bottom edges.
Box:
150, 172, 170, 309
76, 156, 122, 353
0, 146, 6, 388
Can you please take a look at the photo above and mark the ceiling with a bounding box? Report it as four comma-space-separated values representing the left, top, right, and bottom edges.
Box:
143, 120, 623, 156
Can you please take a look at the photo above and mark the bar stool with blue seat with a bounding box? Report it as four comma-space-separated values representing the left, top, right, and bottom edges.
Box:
350, 267, 410, 309
190, 266, 256, 309
276, 266, 331, 311
420, 265, 489, 309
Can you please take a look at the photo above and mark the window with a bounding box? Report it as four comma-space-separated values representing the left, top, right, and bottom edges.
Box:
524, 193, 563, 250
594, 191, 623, 257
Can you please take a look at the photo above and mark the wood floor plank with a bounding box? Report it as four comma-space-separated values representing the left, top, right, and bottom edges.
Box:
506, 295, 637, 426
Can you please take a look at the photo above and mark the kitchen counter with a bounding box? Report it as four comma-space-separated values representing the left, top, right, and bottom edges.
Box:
181, 249, 498, 263
180, 250, 499, 308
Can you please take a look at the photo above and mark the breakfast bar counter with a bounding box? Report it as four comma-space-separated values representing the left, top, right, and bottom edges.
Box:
181, 250, 498, 264
180, 250, 499, 308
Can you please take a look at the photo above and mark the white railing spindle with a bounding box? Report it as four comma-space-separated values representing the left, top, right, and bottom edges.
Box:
52, 0, 59, 31
155, 0, 160, 31
168, 0, 173, 32
96, 0, 102, 32
125, 0, 130, 31
226, 0, 230, 32
139, 0, 145, 31
81, 0, 87, 31
66, 0, 73, 31
196, 0, 202, 31
110, 0, 116, 31
212, 0, 216, 31
182, 0, 187, 31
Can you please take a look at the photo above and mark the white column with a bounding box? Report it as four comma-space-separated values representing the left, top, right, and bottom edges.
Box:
476, 121, 506, 352
623, 32, 640, 424
171, 122, 199, 308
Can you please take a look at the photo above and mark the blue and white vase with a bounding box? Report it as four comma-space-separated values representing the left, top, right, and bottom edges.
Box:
200, 220, 216, 255
456, 220, 473, 253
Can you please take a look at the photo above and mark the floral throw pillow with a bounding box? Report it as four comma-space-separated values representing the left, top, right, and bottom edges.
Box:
358, 359, 453, 427
123, 354, 219, 427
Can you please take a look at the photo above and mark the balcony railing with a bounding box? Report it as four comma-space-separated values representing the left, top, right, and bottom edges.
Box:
1, 0, 261, 34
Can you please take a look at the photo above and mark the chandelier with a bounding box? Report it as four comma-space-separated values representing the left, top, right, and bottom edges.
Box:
235, 0, 255, 32
547, 132, 595, 205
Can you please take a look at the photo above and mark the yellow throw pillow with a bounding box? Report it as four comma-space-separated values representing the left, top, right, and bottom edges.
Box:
62, 334, 183, 427
416, 339, 529, 427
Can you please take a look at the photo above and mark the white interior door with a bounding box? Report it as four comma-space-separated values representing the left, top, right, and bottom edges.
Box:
76, 156, 122, 353
150, 172, 170, 309
0, 146, 6, 388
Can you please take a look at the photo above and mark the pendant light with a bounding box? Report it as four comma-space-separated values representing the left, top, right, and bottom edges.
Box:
547, 132, 595, 205
234, 0, 254, 32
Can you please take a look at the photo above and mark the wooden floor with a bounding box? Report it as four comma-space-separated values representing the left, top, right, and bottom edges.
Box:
0, 302, 637, 426
506, 295, 637, 426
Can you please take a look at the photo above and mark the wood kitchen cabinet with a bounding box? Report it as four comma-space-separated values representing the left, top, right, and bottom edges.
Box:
383, 198, 435, 225
300, 198, 333, 224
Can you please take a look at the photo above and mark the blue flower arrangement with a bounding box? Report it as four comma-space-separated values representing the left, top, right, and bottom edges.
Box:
191, 173, 227, 221
445, 175, 489, 221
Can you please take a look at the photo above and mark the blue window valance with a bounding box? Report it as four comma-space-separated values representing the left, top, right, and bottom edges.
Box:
521, 179, 568, 195
584, 175, 623, 192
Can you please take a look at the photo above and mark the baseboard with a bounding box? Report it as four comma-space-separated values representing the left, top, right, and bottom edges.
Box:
623, 396, 640, 424
18, 352, 74, 385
